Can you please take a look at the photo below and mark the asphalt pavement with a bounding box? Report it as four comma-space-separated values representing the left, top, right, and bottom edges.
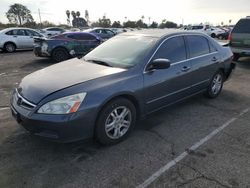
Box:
0, 50, 250, 188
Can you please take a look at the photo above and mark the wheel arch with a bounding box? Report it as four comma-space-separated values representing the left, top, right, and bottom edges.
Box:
4, 41, 17, 49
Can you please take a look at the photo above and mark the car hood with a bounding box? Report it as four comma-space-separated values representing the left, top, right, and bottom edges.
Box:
18, 58, 125, 104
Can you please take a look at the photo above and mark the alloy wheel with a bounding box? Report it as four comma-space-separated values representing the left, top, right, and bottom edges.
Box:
105, 106, 132, 139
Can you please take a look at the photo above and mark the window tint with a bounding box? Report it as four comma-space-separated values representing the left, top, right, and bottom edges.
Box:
101, 30, 107, 34
153, 36, 187, 63
5, 30, 13, 35
208, 41, 217, 52
94, 29, 101, 34
233, 19, 250, 33
25, 30, 41, 37
67, 34, 96, 40
47, 28, 62, 31
186, 36, 210, 58
106, 30, 114, 35
12, 29, 26, 36
192, 26, 203, 30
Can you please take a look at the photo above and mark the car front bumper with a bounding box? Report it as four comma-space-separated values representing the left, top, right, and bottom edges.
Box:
34, 46, 50, 57
10, 91, 97, 143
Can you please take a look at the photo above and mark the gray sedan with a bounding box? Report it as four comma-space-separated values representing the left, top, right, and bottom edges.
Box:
10, 30, 235, 145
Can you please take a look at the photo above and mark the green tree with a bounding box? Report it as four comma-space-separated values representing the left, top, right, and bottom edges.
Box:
123, 20, 137, 28
136, 19, 147, 28
6, 3, 34, 25
97, 16, 111, 27
112, 21, 122, 28
149, 21, 158, 28
159, 20, 177, 28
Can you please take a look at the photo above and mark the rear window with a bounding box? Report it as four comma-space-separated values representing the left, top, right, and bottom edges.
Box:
233, 19, 250, 33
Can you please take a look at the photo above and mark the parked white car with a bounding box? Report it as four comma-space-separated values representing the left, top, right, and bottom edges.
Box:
207, 27, 226, 38
40, 27, 66, 37
0, 27, 44, 52
187, 25, 226, 38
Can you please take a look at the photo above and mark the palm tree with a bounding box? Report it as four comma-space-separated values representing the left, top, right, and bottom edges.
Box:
71, 11, 76, 19
66, 10, 70, 25
141, 15, 145, 22
85, 10, 89, 24
76, 11, 80, 18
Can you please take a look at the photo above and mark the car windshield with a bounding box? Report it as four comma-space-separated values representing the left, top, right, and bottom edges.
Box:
83, 35, 157, 68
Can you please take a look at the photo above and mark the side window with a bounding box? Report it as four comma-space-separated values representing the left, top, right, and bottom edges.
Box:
25, 30, 41, 37
101, 30, 107, 34
208, 41, 218, 53
5, 30, 13, 35
153, 36, 187, 63
79, 34, 96, 40
95, 30, 101, 34
106, 30, 114, 35
186, 36, 210, 58
13, 29, 26, 36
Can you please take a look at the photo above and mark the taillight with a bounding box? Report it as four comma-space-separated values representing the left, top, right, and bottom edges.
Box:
228, 33, 232, 41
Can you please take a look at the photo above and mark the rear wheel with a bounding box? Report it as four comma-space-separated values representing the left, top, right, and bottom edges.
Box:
4, 42, 16, 53
211, 33, 216, 38
233, 53, 240, 61
95, 98, 136, 145
205, 71, 224, 98
52, 48, 69, 62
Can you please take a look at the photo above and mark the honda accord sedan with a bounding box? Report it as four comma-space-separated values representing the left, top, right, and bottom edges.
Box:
10, 30, 235, 145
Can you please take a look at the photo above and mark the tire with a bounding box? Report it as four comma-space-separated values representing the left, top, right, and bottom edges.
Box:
4, 42, 16, 53
211, 33, 216, 38
52, 48, 69, 62
218, 35, 223, 40
95, 98, 136, 145
233, 53, 240, 61
205, 71, 224, 98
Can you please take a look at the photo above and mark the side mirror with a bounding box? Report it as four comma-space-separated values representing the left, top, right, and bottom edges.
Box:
146, 58, 171, 72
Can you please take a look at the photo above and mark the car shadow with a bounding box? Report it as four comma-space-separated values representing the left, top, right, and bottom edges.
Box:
237, 57, 250, 69
0, 49, 33, 54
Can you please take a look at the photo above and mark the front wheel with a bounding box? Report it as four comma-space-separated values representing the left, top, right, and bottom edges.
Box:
4, 43, 16, 53
52, 48, 69, 62
211, 33, 216, 38
95, 98, 136, 145
205, 71, 224, 98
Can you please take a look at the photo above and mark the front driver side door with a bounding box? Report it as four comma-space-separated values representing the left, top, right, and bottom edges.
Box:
143, 36, 192, 114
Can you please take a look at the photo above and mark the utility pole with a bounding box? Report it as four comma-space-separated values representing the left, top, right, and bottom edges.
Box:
38, 9, 42, 27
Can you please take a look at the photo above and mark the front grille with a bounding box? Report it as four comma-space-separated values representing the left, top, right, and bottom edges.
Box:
15, 89, 36, 110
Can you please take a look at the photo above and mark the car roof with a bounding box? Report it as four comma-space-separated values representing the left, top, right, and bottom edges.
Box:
119, 29, 208, 38
62, 31, 99, 38
0, 27, 37, 33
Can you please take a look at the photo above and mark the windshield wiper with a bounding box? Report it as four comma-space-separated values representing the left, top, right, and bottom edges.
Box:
85, 59, 113, 67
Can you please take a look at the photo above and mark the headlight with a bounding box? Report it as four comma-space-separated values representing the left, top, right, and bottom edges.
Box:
37, 93, 87, 114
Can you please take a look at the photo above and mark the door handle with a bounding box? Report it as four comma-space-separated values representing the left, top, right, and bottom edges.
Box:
182, 66, 191, 72
212, 57, 218, 62
13, 36, 17, 38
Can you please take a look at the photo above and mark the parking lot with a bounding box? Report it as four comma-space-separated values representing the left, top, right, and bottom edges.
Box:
0, 50, 250, 187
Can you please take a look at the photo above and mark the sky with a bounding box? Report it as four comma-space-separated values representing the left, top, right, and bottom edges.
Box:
0, 0, 249, 25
